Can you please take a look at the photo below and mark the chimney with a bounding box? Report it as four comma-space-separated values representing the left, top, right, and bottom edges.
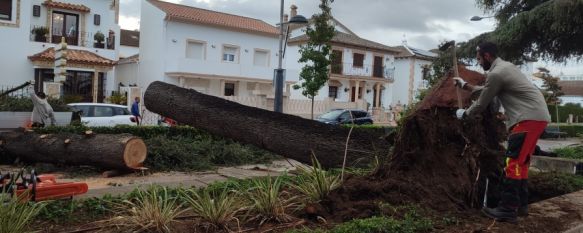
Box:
290, 5, 298, 17
283, 14, 289, 23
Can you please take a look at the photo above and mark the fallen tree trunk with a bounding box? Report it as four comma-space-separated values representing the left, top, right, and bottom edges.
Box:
144, 81, 390, 168
0, 131, 147, 170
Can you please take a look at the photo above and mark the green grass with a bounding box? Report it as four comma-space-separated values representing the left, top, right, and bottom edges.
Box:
552, 146, 583, 160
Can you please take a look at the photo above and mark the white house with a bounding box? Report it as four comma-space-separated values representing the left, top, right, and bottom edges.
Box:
286, 8, 400, 110
119, 28, 138, 58
392, 43, 437, 106
138, 0, 282, 100
0, 0, 120, 102
558, 80, 583, 106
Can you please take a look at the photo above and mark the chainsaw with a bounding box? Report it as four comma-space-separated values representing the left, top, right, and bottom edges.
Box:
1, 169, 88, 202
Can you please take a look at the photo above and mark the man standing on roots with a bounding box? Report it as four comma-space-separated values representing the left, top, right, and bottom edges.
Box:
453, 42, 551, 223
29, 86, 56, 128
131, 97, 141, 126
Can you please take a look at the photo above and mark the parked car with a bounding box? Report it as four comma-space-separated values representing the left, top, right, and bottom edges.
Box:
67, 103, 134, 127
316, 109, 373, 125
540, 126, 568, 139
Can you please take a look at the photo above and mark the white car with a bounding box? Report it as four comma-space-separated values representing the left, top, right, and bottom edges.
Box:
67, 103, 135, 127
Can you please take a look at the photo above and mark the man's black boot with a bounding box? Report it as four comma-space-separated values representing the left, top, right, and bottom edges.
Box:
482, 206, 518, 223
517, 205, 528, 216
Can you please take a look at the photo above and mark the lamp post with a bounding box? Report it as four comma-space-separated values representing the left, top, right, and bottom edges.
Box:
470, 15, 495, 21
274, 1, 308, 113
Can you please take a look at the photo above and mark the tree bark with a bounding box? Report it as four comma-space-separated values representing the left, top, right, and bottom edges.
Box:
0, 131, 147, 170
144, 81, 390, 168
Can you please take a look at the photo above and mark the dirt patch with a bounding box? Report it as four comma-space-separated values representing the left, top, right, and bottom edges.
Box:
324, 67, 508, 220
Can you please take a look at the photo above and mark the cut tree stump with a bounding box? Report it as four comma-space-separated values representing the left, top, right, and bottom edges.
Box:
144, 81, 390, 168
0, 131, 147, 170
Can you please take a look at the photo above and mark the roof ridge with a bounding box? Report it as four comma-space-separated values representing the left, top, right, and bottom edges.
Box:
148, 0, 274, 26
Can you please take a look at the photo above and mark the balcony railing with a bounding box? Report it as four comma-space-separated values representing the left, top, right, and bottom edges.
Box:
30, 25, 115, 50
331, 62, 395, 81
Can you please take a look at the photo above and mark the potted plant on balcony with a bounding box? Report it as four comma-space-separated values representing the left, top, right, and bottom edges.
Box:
31, 26, 49, 42
94, 31, 105, 48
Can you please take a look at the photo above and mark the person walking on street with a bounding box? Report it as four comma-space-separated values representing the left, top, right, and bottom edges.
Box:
453, 42, 551, 223
29, 86, 56, 128
131, 97, 141, 126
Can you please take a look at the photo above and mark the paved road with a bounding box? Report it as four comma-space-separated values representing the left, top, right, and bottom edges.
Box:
538, 138, 581, 151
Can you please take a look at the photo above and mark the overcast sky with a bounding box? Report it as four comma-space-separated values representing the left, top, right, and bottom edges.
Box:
119, 0, 582, 75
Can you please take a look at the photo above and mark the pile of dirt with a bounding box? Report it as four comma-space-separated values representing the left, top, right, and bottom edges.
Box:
323, 66, 508, 221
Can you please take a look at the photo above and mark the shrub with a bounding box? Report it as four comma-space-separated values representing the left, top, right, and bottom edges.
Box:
181, 187, 243, 231
549, 124, 583, 137
145, 136, 213, 171
0, 96, 70, 111
529, 172, 583, 203
553, 146, 583, 160
0, 193, 46, 233
330, 215, 432, 233
94, 31, 105, 42
107, 186, 187, 233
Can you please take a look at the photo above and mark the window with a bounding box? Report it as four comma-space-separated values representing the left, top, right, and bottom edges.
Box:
222, 46, 238, 62
113, 107, 129, 116
328, 86, 338, 98
353, 53, 364, 67
52, 11, 79, 45
253, 50, 269, 66
94, 106, 113, 117
186, 40, 205, 59
71, 105, 92, 117
0, 0, 12, 21
351, 110, 369, 118
224, 82, 235, 96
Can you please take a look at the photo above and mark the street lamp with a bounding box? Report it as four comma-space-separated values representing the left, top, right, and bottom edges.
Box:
274, 1, 308, 113
470, 15, 495, 21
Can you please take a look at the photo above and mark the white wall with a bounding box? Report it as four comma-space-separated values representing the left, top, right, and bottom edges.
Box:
137, 1, 166, 89
163, 21, 279, 82
120, 45, 139, 58
0, 0, 119, 90
116, 62, 139, 86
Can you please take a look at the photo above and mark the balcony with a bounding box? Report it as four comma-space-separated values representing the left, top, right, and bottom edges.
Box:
331, 62, 395, 82
30, 25, 115, 50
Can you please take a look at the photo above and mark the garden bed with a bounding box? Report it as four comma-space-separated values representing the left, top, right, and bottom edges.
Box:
11, 170, 582, 233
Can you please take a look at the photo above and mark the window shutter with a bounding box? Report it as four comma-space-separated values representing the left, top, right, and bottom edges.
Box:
33, 5, 41, 17
94, 14, 100, 25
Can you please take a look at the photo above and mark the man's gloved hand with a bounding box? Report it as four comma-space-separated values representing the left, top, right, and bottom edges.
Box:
453, 77, 467, 88
456, 109, 466, 120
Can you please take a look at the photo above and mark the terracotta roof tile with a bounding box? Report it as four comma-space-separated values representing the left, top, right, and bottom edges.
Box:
28, 48, 115, 66
289, 31, 400, 53
147, 0, 278, 36
120, 29, 140, 47
559, 80, 583, 96
43, 1, 90, 13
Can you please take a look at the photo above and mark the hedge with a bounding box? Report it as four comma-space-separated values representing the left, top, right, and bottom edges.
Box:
548, 103, 583, 123
33, 125, 279, 171
548, 124, 583, 137
0, 96, 71, 112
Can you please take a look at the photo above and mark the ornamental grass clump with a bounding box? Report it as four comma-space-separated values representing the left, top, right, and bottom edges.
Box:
292, 156, 342, 203
0, 192, 45, 233
107, 186, 187, 233
181, 187, 243, 231
243, 176, 300, 226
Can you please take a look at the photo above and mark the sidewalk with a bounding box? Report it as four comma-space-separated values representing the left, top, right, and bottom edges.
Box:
72, 159, 306, 199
